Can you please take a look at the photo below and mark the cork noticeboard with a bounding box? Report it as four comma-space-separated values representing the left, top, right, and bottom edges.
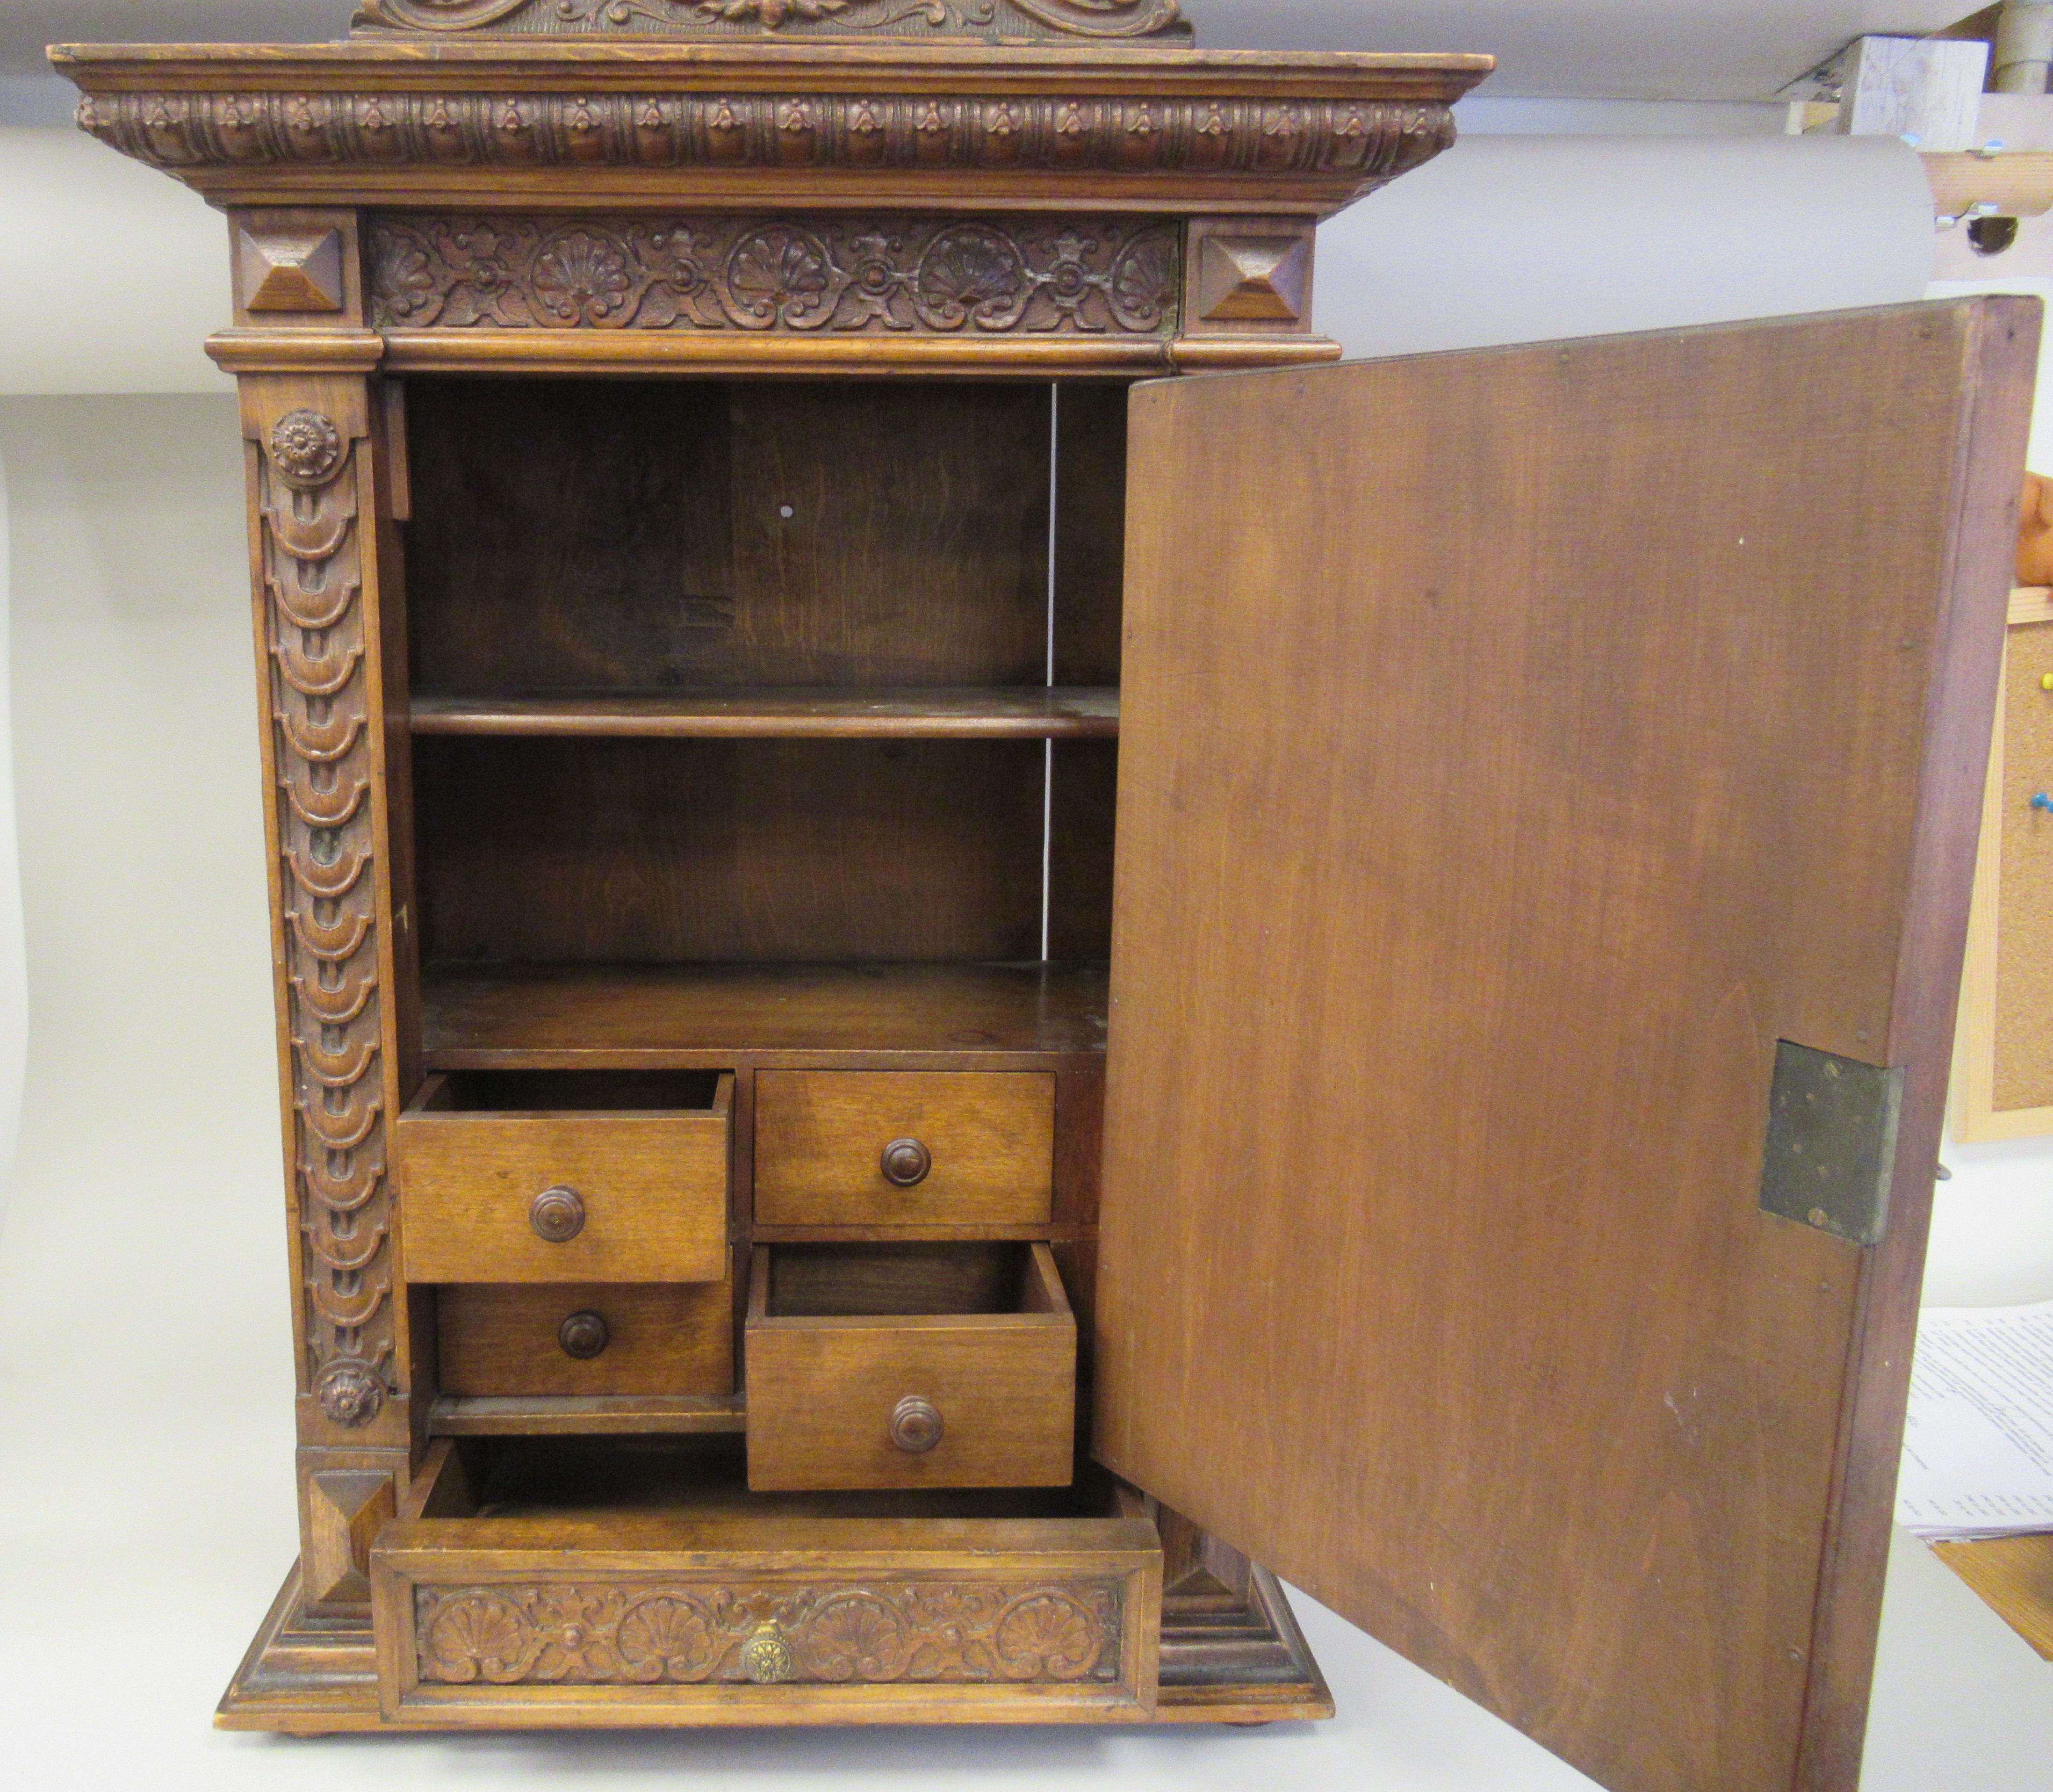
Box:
1952, 589, 2053, 1141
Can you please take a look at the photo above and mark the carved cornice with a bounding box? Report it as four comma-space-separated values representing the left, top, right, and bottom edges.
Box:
70, 85, 1460, 210
370, 212, 1178, 335
353, 0, 1190, 38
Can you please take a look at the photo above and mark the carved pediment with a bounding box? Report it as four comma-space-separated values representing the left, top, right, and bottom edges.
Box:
352, 0, 1191, 41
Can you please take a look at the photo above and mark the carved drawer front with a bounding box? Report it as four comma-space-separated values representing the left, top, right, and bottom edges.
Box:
745, 1243, 1076, 1493
396, 1072, 733, 1285
369, 1438, 1161, 1727
754, 1070, 1054, 1226
438, 1282, 735, 1400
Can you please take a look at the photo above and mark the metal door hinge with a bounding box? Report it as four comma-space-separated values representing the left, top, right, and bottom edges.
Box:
1758, 1040, 1905, 1248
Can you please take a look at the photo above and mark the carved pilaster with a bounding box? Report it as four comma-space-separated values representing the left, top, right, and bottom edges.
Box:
245, 378, 408, 1447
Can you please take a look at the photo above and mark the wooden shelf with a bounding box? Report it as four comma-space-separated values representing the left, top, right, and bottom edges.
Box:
430, 1395, 748, 1438
421, 961, 1110, 1068
411, 688, 1120, 741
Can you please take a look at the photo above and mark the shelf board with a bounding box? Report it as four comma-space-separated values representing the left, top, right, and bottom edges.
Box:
411, 687, 1120, 741
430, 1395, 747, 1438
422, 961, 1110, 1068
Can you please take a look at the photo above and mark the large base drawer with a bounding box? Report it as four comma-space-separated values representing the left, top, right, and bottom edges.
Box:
369, 1437, 1160, 1726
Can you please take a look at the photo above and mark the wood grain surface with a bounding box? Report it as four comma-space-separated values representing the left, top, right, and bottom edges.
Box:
437, 1282, 735, 1399
754, 1070, 1056, 1227
747, 1243, 1076, 1491
410, 688, 1120, 740
422, 961, 1110, 1065
1095, 300, 2039, 1792
414, 736, 1048, 965
397, 1074, 733, 1284
1930, 1533, 2053, 1659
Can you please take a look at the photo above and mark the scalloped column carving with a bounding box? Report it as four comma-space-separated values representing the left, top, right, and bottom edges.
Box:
252, 390, 396, 1437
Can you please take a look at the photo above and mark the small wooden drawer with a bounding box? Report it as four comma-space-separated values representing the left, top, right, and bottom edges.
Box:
754, 1069, 1054, 1226
438, 1283, 735, 1399
396, 1071, 733, 1285
745, 1242, 1076, 1493
372, 1437, 1159, 1726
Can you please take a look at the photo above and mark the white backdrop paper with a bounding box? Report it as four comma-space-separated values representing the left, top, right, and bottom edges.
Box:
1317, 132, 1938, 361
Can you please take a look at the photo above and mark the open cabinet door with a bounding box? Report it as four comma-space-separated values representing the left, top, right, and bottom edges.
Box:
1094, 300, 2039, 1792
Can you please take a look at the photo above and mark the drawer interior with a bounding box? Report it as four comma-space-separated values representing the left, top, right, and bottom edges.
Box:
429, 1433, 1101, 1524
757, 1241, 1064, 1320
423, 1069, 728, 1114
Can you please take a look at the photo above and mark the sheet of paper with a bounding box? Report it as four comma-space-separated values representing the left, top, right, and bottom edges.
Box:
1896, 1301, 2053, 1540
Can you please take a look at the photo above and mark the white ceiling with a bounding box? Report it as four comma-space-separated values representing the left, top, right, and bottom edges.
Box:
3, 0, 1984, 98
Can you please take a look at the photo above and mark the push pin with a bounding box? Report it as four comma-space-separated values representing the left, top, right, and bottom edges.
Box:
2034, 793, 2053, 815
2042, 673, 2053, 692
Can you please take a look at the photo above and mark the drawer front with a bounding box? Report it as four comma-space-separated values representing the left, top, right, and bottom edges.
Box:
754, 1070, 1054, 1227
438, 1283, 735, 1399
398, 1078, 732, 1285
745, 1246, 1076, 1493
371, 1452, 1160, 1727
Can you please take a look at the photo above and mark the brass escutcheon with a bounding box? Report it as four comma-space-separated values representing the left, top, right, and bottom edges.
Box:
739, 1627, 794, 1685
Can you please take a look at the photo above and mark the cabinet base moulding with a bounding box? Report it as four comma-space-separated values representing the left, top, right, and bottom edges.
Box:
217, 1562, 1331, 1731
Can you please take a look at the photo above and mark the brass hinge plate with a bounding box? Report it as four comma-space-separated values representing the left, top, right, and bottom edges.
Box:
1758, 1040, 1905, 1248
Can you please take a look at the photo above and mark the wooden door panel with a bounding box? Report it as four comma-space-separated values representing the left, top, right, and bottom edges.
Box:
1095, 302, 2039, 1792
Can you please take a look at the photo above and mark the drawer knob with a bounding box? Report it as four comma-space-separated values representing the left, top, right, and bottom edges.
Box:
880, 1137, 932, 1188
558, 1310, 610, 1360
889, 1394, 944, 1455
529, 1185, 586, 1243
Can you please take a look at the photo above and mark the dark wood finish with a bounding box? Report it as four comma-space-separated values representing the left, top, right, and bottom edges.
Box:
747, 1243, 1077, 1490
414, 736, 1047, 965
438, 1283, 735, 1398
54, 43, 1489, 217
407, 380, 1051, 695
411, 688, 1120, 740
432, 1395, 748, 1436
395, 1073, 734, 1285
1096, 301, 2039, 1792
754, 1069, 1056, 1227
367, 1433, 1162, 1724
423, 961, 1110, 1065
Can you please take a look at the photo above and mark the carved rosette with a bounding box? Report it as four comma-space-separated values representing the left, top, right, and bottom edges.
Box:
76, 92, 1453, 202
258, 405, 392, 1429
413, 1581, 1124, 1685
350, 0, 1188, 40
370, 213, 1178, 336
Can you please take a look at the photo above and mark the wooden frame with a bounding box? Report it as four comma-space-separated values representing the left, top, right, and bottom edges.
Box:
1951, 585, 2053, 1141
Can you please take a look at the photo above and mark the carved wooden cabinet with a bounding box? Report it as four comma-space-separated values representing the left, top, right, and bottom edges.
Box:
53, 6, 2040, 1789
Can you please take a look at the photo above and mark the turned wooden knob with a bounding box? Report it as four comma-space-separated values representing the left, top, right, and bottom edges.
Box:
880, 1137, 932, 1188
529, 1185, 585, 1243
890, 1395, 944, 1455
558, 1311, 610, 1360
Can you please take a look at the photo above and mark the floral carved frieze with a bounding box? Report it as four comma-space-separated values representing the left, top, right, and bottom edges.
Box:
370, 213, 1180, 335
76, 91, 1454, 200
413, 1581, 1125, 1686
352, 0, 1189, 40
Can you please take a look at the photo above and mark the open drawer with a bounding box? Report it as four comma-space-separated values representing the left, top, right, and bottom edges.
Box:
745, 1242, 1077, 1493
396, 1070, 733, 1284
370, 1436, 1161, 1725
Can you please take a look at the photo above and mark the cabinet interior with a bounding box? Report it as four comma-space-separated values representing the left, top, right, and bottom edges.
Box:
404, 376, 1129, 994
